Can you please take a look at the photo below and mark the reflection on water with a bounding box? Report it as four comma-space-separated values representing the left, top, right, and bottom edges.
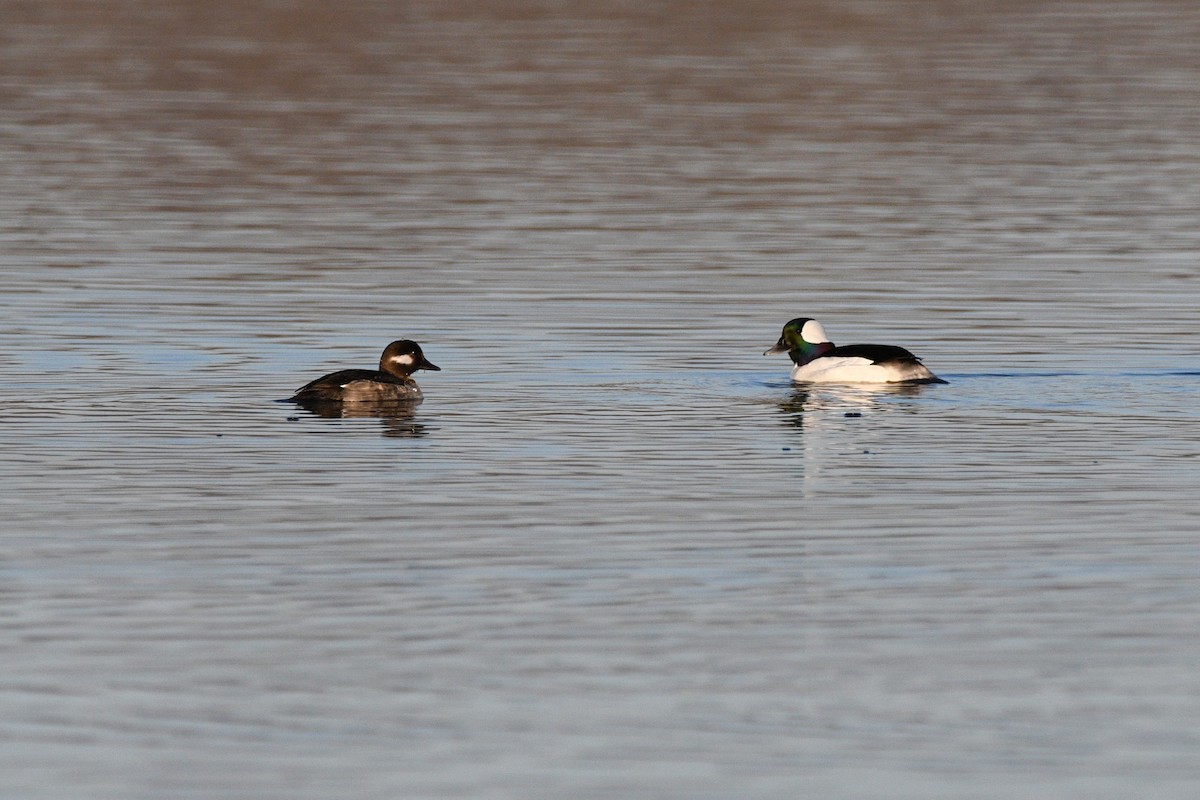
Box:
285, 397, 431, 437
3, 1, 1200, 798
775, 382, 936, 429
777, 389, 811, 428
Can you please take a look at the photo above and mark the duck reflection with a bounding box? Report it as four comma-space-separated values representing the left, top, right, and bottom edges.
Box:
776, 382, 932, 430
777, 389, 811, 430
289, 397, 430, 438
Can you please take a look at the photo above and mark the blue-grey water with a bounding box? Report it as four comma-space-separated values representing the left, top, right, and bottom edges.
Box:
3, 2, 1200, 798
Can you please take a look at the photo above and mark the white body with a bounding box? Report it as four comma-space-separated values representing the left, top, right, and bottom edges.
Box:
791, 357, 939, 384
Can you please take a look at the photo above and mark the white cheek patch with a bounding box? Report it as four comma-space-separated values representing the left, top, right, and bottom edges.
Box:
390, 354, 416, 366
801, 319, 830, 343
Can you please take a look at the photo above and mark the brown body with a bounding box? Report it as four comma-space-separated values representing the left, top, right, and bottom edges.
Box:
288, 340, 440, 403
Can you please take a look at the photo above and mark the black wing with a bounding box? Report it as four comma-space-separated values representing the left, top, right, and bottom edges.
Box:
293, 368, 383, 395
829, 343, 923, 365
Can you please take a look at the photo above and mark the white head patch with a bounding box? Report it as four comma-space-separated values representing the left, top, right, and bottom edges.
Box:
390, 353, 416, 366
801, 319, 830, 343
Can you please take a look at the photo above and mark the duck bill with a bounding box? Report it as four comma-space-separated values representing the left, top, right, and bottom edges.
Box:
764, 339, 789, 356
419, 357, 441, 372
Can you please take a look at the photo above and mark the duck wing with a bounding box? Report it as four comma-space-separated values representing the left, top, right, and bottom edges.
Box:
293, 368, 386, 395
829, 344, 923, 364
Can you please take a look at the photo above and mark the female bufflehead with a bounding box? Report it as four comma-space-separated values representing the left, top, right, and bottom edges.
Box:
288, 340, 440, 403
765, 318, 944, 384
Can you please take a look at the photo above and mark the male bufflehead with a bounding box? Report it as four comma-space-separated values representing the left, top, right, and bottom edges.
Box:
288, 340, 440, 403
765, 318, 944, 384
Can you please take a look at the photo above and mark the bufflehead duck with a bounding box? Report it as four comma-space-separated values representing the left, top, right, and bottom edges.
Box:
765, 318, 944, 384
288, 340, 440, 403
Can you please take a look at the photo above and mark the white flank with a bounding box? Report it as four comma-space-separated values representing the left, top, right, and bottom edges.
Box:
792, 357, 934, 384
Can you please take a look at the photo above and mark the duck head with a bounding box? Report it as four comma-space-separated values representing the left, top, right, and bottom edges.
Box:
379, 339, 441, 378
764, 318, 835, 366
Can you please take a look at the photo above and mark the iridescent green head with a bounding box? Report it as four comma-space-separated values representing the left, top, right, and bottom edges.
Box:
764, 318, 834, 365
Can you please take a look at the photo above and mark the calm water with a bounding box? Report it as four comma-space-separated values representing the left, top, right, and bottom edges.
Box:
3, 2, 1200, 797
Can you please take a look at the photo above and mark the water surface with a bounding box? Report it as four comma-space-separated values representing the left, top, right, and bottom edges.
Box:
2, 2, 1200, 798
